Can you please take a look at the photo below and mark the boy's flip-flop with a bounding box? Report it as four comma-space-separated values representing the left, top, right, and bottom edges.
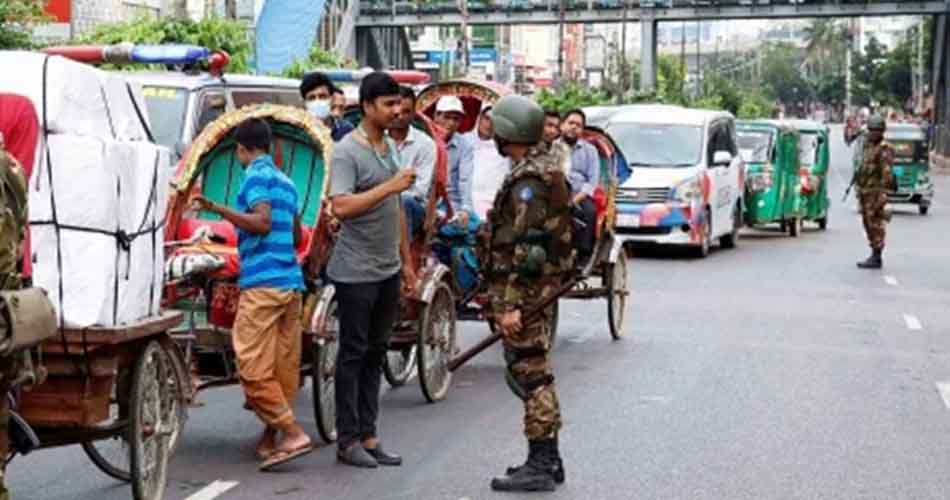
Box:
259, 442, 314, 471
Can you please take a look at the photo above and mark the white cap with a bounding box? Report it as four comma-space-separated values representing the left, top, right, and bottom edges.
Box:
436, 96, 465, 114
480, 101, 493, 114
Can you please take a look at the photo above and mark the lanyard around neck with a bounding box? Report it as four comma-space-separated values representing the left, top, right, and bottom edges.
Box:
358, 124, 402, 174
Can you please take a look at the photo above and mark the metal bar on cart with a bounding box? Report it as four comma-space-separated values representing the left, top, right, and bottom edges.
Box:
447, 277, 578, 372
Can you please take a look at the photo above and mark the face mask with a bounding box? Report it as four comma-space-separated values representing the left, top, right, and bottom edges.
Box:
307, 99, 331, 120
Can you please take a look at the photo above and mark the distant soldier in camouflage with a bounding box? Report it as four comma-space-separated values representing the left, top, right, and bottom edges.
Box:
480, 95, 575, 492
856, 115, 895, 269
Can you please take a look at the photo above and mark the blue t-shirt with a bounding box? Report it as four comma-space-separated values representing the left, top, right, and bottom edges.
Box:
236, 155, 305, 291
332, 120, 355, 142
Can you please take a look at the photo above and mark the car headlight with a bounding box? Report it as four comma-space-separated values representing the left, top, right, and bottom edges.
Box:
672, 177, 701, 203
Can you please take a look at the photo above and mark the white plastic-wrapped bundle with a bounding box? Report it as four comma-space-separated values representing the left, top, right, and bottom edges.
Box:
0, 51, 150, 142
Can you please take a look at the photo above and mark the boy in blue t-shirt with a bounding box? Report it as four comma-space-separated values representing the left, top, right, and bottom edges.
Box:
193, 118, 312, 471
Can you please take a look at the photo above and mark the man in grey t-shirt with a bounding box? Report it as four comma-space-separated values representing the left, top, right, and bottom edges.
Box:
327, 72, 416, 469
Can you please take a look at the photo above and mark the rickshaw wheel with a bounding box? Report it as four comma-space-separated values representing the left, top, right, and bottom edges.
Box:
82, 438, 131, 482
159, 345, 186, 455
606, 250, 629, 340
129, 341, 173, 500
384, 345, 418, 387
312, 298, 339, 444
417, 281, 457, 403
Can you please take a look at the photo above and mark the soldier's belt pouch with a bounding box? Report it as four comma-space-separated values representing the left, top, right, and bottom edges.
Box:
0, 288, 58, 356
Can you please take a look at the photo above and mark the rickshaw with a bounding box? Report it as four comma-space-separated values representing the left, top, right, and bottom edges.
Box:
737, 120, 806, 236
415, 79, 511, 134
788, 120, 831, 229
884, 122, 933, 215
161, 104, 342, 444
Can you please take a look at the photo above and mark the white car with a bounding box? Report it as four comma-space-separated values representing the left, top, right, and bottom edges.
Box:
602, 105, 745, 257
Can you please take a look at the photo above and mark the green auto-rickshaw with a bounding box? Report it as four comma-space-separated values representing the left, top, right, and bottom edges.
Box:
885, 122, 933, 215
788, 120, 831, 229
737, 120, 806, 236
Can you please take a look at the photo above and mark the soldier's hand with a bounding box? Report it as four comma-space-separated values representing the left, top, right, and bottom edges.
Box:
498, 310, 522, 337
389, 167, 417, 194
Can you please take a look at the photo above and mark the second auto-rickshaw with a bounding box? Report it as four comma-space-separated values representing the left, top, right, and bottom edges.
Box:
884, 122, 933, 215
788, 120, 831, 229
737, 120, 805, 236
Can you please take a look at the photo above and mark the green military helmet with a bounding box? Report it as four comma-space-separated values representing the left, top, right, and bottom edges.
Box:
489, 95, 545, 145
867, 114, 887, 131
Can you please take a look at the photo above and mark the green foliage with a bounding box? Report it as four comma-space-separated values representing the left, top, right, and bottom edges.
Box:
760, 42, 812, 106
736, 92, 772, 119
629, 54, 688, 105
0, 0, 49, 49
280, 45, 355, 79
76, 16, 253, 73
535, 81, 611, 113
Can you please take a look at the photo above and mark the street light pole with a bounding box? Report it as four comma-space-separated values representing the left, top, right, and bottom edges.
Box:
620, 0, 627, 97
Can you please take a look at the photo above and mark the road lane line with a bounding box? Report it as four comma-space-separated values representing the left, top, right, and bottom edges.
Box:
185, 480, 239, 500
903, 314, 923, 331
936, 382, 950, 410
884, 275, 899, 286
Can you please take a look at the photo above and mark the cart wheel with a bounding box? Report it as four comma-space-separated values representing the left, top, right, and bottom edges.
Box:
129, 341, 174, 500
546, 300, 559, 347
606, 249, 629, 340
417, 281, 457, 403
159, 346, 186, 455
383, 345, 417, 387
82, 438, 131, 482
312, 298, 339, 444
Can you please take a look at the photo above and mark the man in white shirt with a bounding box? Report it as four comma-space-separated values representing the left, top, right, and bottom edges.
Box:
390, 86, 437, 234
434, 96, 475, 227
466, 104, 510, 221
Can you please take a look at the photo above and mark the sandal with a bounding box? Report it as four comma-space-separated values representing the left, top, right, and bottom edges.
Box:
259, 441, 314, 471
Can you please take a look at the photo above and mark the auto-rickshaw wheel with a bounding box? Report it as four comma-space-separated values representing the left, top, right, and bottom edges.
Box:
417, 281, 457, 403
312, 297, 339, 444
606, 250, 629, 340
817, 216, 828, 230
383, 345, 417, 387
129, 341, 173, 500
919, 205, 929, 216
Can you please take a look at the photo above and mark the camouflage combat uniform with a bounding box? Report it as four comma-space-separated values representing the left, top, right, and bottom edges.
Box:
856, 140, 895, 251
0, 149, 28, 500
482, 142, 574, 441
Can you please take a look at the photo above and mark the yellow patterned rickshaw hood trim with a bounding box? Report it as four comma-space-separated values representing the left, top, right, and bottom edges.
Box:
176, 104, 334, 192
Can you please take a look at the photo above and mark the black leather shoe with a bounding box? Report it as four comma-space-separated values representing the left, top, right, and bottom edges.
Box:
337, 443, 378, 468
365, 443, 402, 466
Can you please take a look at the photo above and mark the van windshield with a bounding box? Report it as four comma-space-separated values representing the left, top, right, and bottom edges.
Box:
142, 86, 189, 154
737, 130, 772, 163
607, 122, 703, 167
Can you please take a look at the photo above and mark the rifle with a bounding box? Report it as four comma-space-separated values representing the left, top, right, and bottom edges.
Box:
842, 169, 858, 202
843, 129, 867, 202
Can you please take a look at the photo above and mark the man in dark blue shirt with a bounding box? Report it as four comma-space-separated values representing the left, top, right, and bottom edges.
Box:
300, 72, 355, 141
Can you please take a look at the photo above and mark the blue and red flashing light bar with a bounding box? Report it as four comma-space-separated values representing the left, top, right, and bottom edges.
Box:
42, 44, 231, 76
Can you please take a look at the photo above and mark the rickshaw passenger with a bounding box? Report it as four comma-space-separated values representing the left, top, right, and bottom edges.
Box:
435, 96, 475, 227
390, 86, 437, 234
468, 103, 511, 221
559, 109, 599, 264
300, 72, 355, 141
542, 109, 572, 175
192, 118, 313, 470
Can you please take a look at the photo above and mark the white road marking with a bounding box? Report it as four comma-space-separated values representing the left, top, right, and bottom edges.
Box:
936, 382, 950, 410
903, 314, 923, 331
185, 480, 239, 500
884, 275, 899, 286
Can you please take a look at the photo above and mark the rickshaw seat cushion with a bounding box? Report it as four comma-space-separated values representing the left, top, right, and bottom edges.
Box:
175, 217, 313, 272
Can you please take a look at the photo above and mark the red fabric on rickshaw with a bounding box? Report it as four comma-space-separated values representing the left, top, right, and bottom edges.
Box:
1, 93, 39, 278
175, 218, 313, 272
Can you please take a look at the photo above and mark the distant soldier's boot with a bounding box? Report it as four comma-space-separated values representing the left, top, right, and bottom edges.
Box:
492, 439, 558, 492
505, 436, 565, 484
857, 248, 883, 269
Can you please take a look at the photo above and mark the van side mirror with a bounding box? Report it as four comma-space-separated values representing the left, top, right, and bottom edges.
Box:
713, 150, 732, 166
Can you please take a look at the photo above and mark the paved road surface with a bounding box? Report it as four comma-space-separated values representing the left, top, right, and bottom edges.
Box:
12, 125, 950, 500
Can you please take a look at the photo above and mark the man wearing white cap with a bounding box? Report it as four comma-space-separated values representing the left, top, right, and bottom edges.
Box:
435, 96, 475, 227
465, 103, 510, 221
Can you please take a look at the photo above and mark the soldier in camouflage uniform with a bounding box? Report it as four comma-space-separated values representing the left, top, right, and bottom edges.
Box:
856, 115, 895, 269
480, 95, 575, 492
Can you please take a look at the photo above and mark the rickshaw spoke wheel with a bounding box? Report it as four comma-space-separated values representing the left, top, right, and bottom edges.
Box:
383, 345, 417, 388
82, 435, 132, 482
417, 282, 457, 403
312, 298, 339, 444
607, 250, 629, 340
130, 341, 171, 500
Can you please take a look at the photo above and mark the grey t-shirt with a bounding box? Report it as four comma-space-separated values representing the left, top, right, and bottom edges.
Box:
327, 133, 402, 283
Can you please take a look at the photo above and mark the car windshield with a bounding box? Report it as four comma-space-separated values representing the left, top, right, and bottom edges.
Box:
607, 122, 703, 167
737, 130, 772, 163
142, 86, 189, 154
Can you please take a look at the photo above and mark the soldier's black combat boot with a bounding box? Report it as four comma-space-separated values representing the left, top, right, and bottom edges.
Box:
857, 248, 883, 269
505, 436, 565, 483
492, 439, 558, 492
